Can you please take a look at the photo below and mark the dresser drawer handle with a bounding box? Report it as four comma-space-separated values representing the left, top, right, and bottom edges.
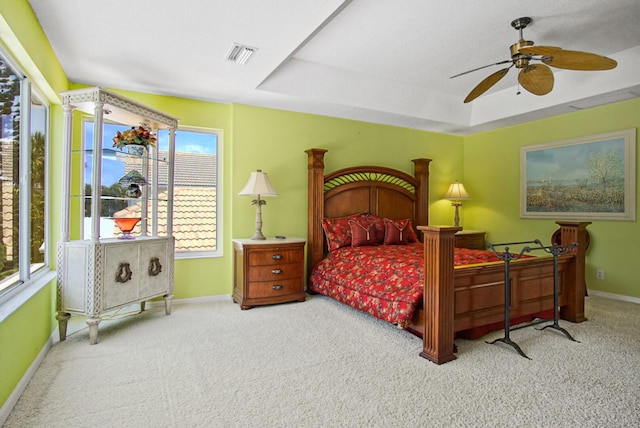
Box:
148, 257, 162, 276
272, 285, 283, 290
115, 262, 133, 283
272, 254, 282, 260
271, 269, 282, 274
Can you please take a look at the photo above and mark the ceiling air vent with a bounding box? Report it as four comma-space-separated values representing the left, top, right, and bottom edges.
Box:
226, 43, 257, 65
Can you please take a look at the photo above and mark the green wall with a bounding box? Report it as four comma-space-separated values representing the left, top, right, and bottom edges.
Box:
0, 286, 52, 406
230, 104, 462, 243
464, 98, 640, 298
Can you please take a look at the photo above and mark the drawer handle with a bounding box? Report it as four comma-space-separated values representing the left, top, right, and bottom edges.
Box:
271, 269, 282, 274
148, 257, 162, 276
272, 254, 282, 260
272, 285, 283, 290
115, 262, 133, 283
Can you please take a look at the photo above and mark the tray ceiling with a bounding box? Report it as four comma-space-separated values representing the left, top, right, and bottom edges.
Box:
29, 0, 640, 135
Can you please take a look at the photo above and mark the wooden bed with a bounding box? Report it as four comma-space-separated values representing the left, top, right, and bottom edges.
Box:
306, 148, 590, 364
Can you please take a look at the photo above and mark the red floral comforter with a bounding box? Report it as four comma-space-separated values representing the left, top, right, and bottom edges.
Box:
309, 243, 506, 329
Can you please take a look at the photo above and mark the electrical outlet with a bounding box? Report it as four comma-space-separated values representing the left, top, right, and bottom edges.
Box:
596, 269, 605, 280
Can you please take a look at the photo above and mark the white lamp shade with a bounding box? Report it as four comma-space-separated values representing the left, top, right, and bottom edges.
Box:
443, 180, 471, 200
238, 170, 278, 196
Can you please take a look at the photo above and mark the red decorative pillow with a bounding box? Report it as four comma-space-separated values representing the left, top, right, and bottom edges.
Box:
406, 222, 419, 243
321, 213, 369, 251
366, 213, 386, 244
349, 218, 378, 247
384, 218, 419, 245
321, 216, 352, 251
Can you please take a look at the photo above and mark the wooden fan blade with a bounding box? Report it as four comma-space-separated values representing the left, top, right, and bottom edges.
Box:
520, 45, 617, 70
518, 64, 554, 95
542, 50, 617, 70
463, 67, 511, 103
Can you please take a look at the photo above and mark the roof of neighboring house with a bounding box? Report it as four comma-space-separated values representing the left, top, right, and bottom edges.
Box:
1, 139, 15, 259
114, 188, 217, 252
122, 151, 216, 187
158, 151, 216, 187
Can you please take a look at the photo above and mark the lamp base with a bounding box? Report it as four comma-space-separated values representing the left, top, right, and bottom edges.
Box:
251, 231, 266, 240
451, 201, 462, 228
251, 198, 267, 240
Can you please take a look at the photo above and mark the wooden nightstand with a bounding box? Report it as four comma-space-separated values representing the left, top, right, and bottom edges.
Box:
455, 230, 486, 250
232, 238, 306, 310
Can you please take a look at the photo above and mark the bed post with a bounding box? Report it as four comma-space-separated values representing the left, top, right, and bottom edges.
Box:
412, 158, 431, 230
557, 221, 591, 323
306, 149, 328, 275
418, 225, 461, 364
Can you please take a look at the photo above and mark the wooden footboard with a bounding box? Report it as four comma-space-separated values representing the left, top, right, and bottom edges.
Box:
417, 222, 590, 364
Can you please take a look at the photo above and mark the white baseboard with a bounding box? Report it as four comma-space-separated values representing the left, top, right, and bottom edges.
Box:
587, 289, 640, 304
147, 294, 232, 307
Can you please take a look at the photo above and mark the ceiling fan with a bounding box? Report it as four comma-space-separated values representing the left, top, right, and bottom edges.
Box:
452, 17, 618, 103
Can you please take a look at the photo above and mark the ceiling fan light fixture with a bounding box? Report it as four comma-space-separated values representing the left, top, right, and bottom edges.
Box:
225, 43, 258, 65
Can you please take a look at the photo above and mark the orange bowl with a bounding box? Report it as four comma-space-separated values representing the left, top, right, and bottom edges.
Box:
114, 217, 141, 233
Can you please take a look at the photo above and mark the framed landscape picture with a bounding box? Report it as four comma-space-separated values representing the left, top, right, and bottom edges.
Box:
521, 128, 636, 221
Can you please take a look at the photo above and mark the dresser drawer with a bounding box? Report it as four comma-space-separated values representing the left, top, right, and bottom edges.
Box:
245, 278, 303, 299
248, 262, 303, 282
248, 248, 303, 266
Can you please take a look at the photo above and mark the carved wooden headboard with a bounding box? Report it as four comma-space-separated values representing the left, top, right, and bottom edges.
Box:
306, 148, 432, 271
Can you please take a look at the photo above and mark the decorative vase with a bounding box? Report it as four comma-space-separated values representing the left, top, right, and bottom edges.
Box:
126, 144, 146, 156
114, 217, 141, 240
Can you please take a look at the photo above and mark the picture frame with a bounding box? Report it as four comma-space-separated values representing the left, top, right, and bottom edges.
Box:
521, 128, 636, 221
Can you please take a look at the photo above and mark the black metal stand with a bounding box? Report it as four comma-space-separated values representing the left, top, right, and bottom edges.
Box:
486, 239, 579, 359
536, 243, 580, 342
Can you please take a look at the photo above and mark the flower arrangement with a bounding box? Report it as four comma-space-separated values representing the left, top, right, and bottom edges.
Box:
112, 124, 157, 150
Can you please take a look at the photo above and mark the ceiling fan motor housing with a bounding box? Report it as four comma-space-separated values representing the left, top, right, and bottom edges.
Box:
510, 40, 534, 68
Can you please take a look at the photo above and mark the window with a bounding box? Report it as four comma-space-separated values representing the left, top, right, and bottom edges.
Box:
159, 128, 220, 257
82, 123, 220, 257
0, 49, 49, 298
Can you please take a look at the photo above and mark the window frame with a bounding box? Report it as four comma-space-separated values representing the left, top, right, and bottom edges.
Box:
0, 46, 52, 312
168, 126, 222, 260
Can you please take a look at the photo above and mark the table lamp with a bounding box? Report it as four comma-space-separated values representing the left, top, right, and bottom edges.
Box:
238, 170, 278, 240
443, 180, 471, 227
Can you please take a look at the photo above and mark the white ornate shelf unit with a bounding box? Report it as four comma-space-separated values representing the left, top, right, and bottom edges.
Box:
57, 87, 179, 344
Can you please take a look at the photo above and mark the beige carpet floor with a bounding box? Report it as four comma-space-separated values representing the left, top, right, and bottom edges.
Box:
4, 294, 640, 427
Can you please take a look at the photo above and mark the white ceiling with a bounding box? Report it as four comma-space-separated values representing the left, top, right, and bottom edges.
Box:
29, 0, 640, 136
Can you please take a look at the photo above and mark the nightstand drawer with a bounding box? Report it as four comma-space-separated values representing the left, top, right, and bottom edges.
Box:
249, 248, 303, 266
246, 279, 303, 299
455, 231, 486, 250
248, 263, 303, 282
